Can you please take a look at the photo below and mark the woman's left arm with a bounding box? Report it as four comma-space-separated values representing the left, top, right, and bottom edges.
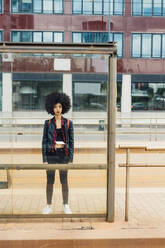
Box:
68, 120, 74, 163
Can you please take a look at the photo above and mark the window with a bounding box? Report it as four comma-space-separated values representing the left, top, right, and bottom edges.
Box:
13, 80, 62, 111
132, 0, 165, 16
11, 31, 64, 43
132, 33, 165, 58
72, 0, 124, 15
0, 0, 2, 12
11, 0, 64, 14
0, 31, 2, 42
73, 81, 107, 112
72, 32, 123, 57
132, 82, 165, 111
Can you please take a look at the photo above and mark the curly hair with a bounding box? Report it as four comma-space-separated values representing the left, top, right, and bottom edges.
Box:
45, 92, 71, 115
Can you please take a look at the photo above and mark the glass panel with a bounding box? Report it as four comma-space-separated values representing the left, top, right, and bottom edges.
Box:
132, 0, 142, 15
33, 0, 42, 13
132, 34, 141, 57
22, 31, 32, 42
83, 0, 92, 14
104, 0, 113, 15
43, 0, 53, 13
152, 34, 161, 57
142, 34, 151, 57
43, 32, 53, 42
113, 33, 123, 57
54, 32, 63, 43
0, 0, 1, 12
0, 32, 2, 41
54, 0, 63, 13
132, 82, 165, 111
33, 32, 42, 42
163, 0, 165, 15
13, 80, 62, 111
72, 0, 82, 13
72, 33, 82, 43
153, 0, 162, 15
143, 0, 152, 15
162, 35, 165, 57
11, 0, 20, 12
11, 31, 21, 42
114, 0, 123, 15
73, 81, 107, 111
94, 0, 103, 14
22, 0, 32, 12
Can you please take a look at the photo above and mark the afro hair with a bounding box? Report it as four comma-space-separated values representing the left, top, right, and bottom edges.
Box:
45, 92, 71, 115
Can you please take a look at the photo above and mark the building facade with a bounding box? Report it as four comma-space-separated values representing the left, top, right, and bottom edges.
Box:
0, 0, 165, 117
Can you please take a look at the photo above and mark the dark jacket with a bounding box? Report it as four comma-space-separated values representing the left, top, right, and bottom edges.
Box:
42, 117, 74, 163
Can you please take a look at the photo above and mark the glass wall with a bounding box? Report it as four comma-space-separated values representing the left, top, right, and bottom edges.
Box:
72, 32, 123, 57
132, 33, 165, 58
132, 82, 165, 110
13, 79, 62, 111
72, 0, 124, 15
132, 0, 165, 16
11, 0, 64, 14
0, 0, 2, 12
11, 31, 64, 43
0, 31, 2, 42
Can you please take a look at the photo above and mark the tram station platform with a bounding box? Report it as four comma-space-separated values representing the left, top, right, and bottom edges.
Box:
0, 144, 165, 247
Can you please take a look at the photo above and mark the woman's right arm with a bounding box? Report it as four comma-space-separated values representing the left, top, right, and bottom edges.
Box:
42, 120, 49, 163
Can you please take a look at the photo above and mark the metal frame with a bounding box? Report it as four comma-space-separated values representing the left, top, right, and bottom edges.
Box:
0, 42, 117, 222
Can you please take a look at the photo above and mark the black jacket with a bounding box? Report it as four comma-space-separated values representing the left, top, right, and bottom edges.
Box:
42, 117, 74, 163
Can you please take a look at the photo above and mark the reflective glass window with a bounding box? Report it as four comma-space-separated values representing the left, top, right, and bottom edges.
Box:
142, 34, 151, 57
153, 0, 162, 15
22, 0, 32, 12
152, 34, 161, 57
43, 0, 53, 13
73, 81, 107, 112
43, 32, 53, 42
54, 32, 63, 43
83, 0, 92, 14
11, 31, 21, 42
33, 32, 42, 42
143, 0, 152, 15
72, 32, 123, 57
162, 35, 165, 58
0, 31, 2, 41
11, 0, 20, 12
132, 34, 141, 57
33, 0, 42, 13
94, 0, 103, 14
132, 0, 142, 15
0, 0, 2, 12
72, 0, 82, 14
114, 0, 123, 15
13, 80, 62, 111
22, 32, 32, 42
163, 0, 165, 15
54, 0, 63, 13
72, 33, 82, 43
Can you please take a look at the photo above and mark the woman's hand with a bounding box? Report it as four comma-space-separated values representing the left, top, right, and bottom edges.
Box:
43, 162, 48, 164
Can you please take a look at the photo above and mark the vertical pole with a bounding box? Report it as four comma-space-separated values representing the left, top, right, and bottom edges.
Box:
125, 148, 130, 221
107, 54, 117, 222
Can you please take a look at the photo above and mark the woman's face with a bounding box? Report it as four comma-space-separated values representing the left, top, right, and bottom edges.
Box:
53, 103, 62, 116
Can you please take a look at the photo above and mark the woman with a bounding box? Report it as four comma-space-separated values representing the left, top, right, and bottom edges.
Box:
42, 92, 74, 214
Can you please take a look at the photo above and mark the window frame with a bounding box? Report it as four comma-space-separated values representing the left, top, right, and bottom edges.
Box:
11, 0, 64, 14
131, 33, 165, 58
132, 0, 165, 16
72, 32, 123, 57
72, 0, 124, 15
11, 31, 64, 43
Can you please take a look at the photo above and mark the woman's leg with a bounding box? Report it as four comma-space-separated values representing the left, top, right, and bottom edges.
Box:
46, 170, 55, 204
59, 170, 68, 204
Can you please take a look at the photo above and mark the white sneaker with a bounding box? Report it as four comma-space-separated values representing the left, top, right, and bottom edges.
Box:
64, 204, 72, 214
42, 205, 53, 214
